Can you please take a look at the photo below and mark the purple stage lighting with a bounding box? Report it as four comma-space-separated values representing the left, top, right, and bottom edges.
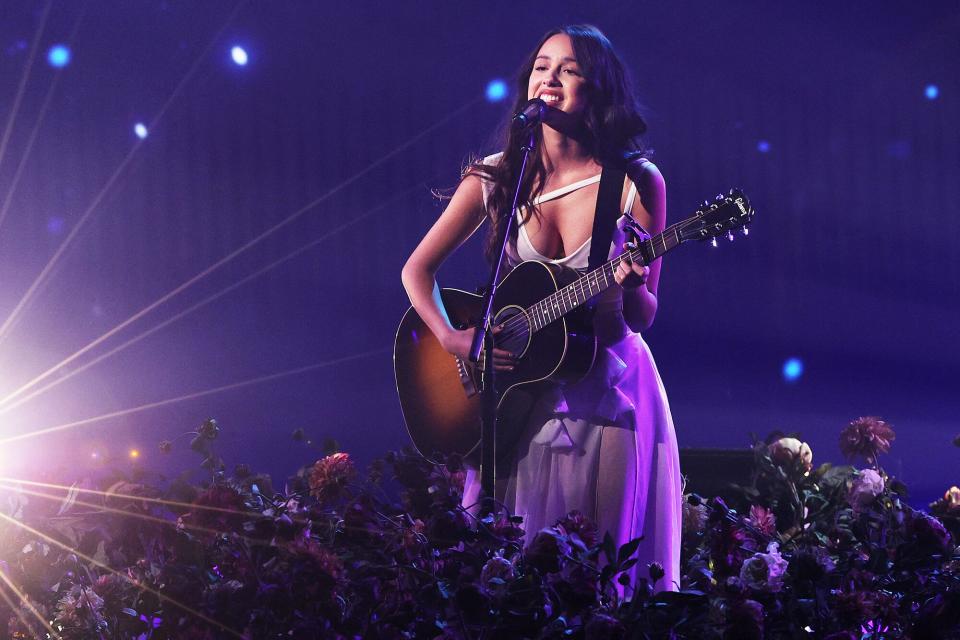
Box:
925, 84, 939, 100
486, 79, 508, 102
134, 123, 148, 139
231, 45, 248, 66
757, 140, 771, 153
47, 44, 71, 68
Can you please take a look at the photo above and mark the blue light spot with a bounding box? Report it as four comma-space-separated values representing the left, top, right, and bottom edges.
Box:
47, 44, 71, 68
230, 46, 248, 66
486, 79, 508, 103
925, 84, 939, 100
46, 216, 65, 235
134, 123, 148, 139
782, 357, 803, 382
756, 140, 771, 153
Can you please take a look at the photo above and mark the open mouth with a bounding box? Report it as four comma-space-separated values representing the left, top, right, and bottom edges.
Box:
539, 93, 562, 105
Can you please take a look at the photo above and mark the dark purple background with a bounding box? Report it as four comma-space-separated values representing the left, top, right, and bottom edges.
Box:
0, 2, 957, 504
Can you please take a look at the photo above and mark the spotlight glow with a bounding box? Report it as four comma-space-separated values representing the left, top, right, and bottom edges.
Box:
230, 45, 248, 66
46, 216, 64, 235
134, 122, 148, 139
486, 79, 508, 102
46, 44, 71, 68
757, 140, 771, 153
782, 357, 803, 382
925, 84, 939, 100
129, 448, 140, 459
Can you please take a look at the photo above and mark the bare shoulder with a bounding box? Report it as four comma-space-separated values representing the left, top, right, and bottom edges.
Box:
626, 157, 665, 196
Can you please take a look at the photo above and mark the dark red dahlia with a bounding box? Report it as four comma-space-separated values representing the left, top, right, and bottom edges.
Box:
556, 509, 599, 547
308, 452, 356, 504
839, 416, 895, 465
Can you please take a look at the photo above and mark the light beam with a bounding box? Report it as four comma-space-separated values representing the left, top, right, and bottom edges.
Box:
0, 481, 273, 543
0, 0, 51, 181
0, 1, 245, 350
0, 347, 387, 445
0, 510, 244, 637
0, 180, 429, 413
0, 570, 61, 640
0, 92, 472, 403
0, 477, 268, 518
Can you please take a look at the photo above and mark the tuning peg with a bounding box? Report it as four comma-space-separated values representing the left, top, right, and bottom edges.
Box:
727, 230, 735, 242
716, 193, 725, 201
710, 237, 718, 248
741, 226, 750, 236
701, 200, 710, 209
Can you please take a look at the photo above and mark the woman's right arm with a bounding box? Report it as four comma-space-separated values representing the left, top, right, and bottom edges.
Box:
402, 174, 517, 368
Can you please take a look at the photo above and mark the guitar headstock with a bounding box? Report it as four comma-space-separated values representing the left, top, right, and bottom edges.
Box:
678, 189, 754, 245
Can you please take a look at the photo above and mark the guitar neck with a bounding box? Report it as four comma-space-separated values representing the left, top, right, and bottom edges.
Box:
525, 222, 684, 333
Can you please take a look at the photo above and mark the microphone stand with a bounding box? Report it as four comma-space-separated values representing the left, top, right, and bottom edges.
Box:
469, 129, 538, 512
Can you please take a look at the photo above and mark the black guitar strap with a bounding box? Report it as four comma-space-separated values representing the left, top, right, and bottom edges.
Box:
588, 165, 627, 270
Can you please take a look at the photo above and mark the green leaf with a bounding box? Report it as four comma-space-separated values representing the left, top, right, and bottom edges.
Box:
602, 532, 616, 566
600, 564, 614, 585
618, 537, 642, 564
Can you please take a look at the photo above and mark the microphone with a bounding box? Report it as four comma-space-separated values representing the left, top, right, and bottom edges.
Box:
511, 98, 546, 131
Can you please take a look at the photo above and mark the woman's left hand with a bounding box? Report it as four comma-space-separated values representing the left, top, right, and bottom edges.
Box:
613, 257, 650, 290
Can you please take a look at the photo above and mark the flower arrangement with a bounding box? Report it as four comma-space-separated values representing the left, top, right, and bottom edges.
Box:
0, 416, 957, 638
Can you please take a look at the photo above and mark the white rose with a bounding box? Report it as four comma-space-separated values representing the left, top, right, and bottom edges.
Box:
768, 437, 813, 473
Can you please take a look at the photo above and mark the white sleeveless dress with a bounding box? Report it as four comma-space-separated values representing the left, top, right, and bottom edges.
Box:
463, 160, 682, 591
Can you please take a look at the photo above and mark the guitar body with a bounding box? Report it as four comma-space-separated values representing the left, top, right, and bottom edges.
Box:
395, 189, 755, 463
394, 260, 597, 462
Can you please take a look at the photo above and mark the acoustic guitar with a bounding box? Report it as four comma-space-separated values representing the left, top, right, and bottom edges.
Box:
394, 190, 754, 462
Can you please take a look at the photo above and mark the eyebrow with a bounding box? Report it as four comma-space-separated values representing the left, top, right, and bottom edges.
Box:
535, 55, 579, 64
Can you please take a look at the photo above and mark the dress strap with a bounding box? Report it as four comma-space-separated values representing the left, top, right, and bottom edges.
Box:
624, 181, 638, 214
533, 173, 602, 205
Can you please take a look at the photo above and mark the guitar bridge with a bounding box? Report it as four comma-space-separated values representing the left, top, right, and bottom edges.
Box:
455, 356, 479, 398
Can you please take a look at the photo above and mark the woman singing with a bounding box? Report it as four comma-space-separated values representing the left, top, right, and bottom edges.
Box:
401, 25, 681, 590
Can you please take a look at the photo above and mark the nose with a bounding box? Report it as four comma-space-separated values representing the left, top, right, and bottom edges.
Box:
542, 70, 561, 86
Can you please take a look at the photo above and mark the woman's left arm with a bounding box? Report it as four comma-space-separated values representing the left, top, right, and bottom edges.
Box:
617, 161, 666, 333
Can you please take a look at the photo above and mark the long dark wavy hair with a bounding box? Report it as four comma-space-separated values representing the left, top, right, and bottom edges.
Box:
468, 25, 649, 260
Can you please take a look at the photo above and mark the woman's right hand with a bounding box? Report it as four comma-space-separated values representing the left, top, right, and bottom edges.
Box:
440, 327, 518, 371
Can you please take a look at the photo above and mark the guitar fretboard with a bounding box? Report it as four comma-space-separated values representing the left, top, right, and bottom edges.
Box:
526, 223, 684, 332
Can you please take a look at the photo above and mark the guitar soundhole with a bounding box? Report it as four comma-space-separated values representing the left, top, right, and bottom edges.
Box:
493, 306, 531, 356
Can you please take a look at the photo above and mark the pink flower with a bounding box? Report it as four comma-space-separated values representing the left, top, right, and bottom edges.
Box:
768, 437, 813, 473
556, 510, 599, 547
739, 542, 788, 592
848, 469, 885, 511
746, 505, 777, 538
308, 452, 356, 503
839, 416, 895, 466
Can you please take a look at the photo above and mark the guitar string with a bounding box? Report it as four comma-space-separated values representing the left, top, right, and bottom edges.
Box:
491, 207, 733, 346
495, 233, 661, 343
491, 218, 688, 344
473, 202, 747, 367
